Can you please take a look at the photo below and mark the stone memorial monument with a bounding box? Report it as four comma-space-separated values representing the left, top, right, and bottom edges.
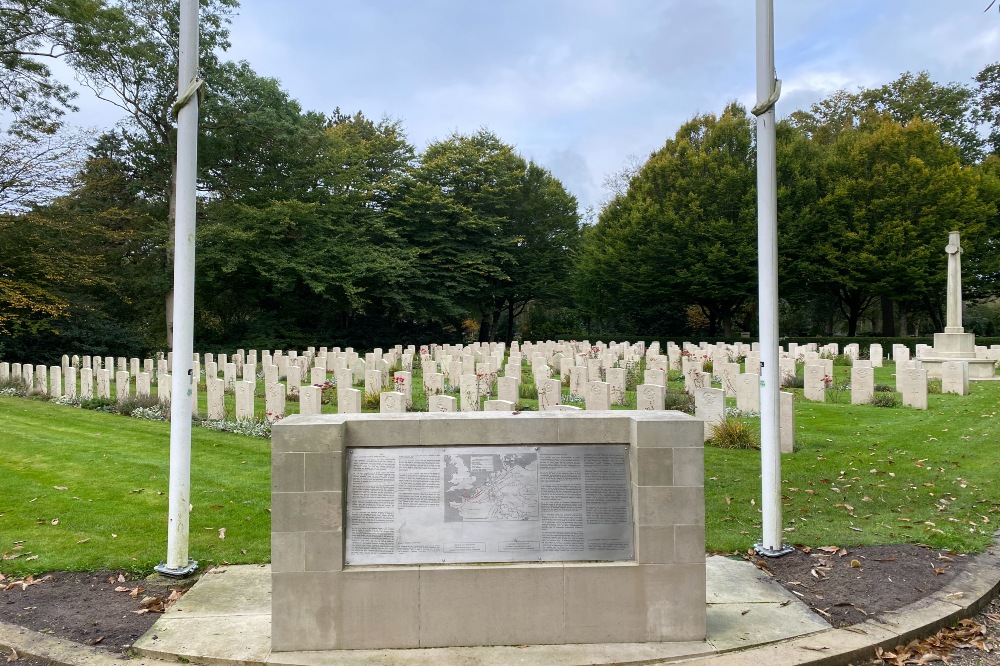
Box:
270, 411, 705, 653
918, 232, 996, 379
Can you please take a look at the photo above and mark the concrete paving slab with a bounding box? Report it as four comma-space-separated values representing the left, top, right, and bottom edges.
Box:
706, 601, 830, 652
169, 564, 271, 617
705, 555, 803, 604
135, 614, 271, 665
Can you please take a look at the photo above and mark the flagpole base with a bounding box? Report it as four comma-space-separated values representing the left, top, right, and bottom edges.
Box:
154, 559, 199, 578
754, 542, 794, 558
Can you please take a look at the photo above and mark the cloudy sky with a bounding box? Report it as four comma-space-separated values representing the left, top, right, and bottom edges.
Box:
66, 1, 1000, 212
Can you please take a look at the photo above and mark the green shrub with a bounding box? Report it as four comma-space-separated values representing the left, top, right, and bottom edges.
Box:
80, 396, 117, 411
869, 392, 901, 408
519, 382, 537, 400
707, 417, 760, 450
664, 388, 694, 414
874, 384, 893, 393
361, 389, 381, 410
782, 374, 804, 389
928, 378, 942, 394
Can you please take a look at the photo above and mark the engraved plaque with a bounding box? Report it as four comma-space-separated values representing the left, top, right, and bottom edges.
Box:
345, 445, 633, 565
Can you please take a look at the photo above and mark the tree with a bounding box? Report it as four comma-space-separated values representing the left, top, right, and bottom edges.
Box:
0, 0, 101, 136
975, 62, 1000, 157
392, 129, 526, 341
67, 0, 238, 346
784, 114, 994, 335
789, 71, 982, 163
576, 102, 758, 337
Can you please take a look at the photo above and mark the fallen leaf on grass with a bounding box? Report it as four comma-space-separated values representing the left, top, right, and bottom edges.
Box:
53, 486, 67, 491
76, 538, 90, 544
24, 555, 37, 561
50, 519, 58, 525
130, 586, 143, 598
817, 546, 840, 554
114, 586, 130, 592
218, 528, 226, 540
139, 595, 165, 612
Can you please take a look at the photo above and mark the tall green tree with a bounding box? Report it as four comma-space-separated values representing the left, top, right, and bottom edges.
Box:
784, 115, 994, 335
0, 0, 102, 136
576, 102, 758, 337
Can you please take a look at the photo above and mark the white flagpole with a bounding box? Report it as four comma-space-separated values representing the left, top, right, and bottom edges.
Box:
753, 0, 791, 557
156, 0, 200, 577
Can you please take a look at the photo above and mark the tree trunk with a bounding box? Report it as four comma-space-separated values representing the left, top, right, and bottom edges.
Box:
881, 297, 895, 336
478, 314, 491, 343
898, 308, 908, 337
506, 300, 515, 345
489, 307, 502, 343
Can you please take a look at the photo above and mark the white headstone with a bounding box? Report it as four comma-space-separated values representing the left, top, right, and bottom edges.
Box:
65, 366, 76, 400
157, 372, 169, 405
299, 385, 322, 416
803, 363, 826, 402
941, 361, 969, 396
851, 365, 875, 405
338, 387, 361, 414
538, 378, 562, 411
266, 382, 286, 421
380, 391, 406, 413
780, 391, 794, 453
636, 383, 665, 411
585, 381, 611, 411
735, 373, 760, 413
207, 378, 225, 420
428, 394, 457, 412
901, 368, 928, 410
136, 371, 151, 399
497, 376, 520, 404
695, 387, 725, 440
460, 374, 479, 412
115, 370, 130, 403
236, 379, 256, 418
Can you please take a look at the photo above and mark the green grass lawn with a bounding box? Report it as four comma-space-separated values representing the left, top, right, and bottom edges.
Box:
2, 359, 999, 577
0, 396, 270, 576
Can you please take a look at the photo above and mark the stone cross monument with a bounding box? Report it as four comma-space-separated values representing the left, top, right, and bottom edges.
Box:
945, 231, 963, 334
917, 231, 996, 379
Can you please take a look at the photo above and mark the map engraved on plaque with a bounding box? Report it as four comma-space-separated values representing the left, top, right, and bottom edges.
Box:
345, 445, 633, 566
444, 453, 539, 522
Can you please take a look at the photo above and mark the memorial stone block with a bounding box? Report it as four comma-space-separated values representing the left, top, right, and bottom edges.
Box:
310, 365, 326, 388
33, 365, 46, 394
484, 399, 515, 411
130, 357, 139, 377
49, 366, 62, 398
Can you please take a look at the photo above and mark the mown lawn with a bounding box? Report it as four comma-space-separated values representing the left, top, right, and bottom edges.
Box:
1, 361, 999, 577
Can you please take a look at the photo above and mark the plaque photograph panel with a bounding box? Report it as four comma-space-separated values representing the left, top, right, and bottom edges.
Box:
345, 445, 633, 565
